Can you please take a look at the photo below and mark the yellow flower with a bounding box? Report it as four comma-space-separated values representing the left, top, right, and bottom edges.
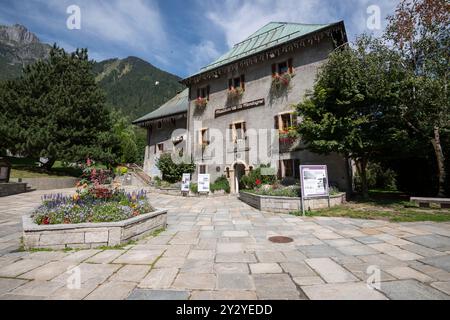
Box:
72, 194, 80, 201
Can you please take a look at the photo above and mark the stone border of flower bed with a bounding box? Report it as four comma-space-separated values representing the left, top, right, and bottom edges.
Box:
150, 187, 230, 198
22, 208, 167, 250
239, 191, 346, 213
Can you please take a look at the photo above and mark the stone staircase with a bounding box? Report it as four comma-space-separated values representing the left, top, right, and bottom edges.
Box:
126, 164, 152, 186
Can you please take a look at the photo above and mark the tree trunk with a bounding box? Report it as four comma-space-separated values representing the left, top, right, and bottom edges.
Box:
356, 158, 369, 199
431, 126, 446, 197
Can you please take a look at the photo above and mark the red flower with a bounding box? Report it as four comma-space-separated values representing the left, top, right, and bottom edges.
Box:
255, 179, 262, 186
43, 217, 50, 225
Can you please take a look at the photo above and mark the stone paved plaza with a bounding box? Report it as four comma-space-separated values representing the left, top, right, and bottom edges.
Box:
0, 188, 450, 300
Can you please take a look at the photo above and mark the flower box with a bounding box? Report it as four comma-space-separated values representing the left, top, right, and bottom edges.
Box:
195, 97, 208, 108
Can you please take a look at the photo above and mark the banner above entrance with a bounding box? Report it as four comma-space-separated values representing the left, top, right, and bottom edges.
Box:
215, 98, 265, 118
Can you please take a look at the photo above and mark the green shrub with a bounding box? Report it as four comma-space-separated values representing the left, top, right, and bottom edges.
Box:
211, 176, 230, 193
190, 183, 198, 194
156, 154, 195, 183
240, 164, 276, 189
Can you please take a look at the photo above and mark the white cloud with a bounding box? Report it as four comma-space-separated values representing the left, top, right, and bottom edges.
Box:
188, 40, 221, 74
204, 0, 400, 48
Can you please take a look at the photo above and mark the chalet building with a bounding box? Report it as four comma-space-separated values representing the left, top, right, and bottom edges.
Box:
133, 89, 188, 178
135, 21, 353, 194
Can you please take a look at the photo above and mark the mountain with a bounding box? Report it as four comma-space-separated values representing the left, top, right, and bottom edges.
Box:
0, 24, 184, 119
93, 57, 184, 119
0, 24, 51, 80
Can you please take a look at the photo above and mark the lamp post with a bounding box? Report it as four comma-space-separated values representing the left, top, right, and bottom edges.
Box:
0, 158, 11, 183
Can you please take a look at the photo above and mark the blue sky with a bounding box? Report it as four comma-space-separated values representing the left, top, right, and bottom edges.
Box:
0, 0, 399, 78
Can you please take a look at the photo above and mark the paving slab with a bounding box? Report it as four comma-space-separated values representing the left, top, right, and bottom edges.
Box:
190, 290, 257, 300
0, 278, 28, 295
253, 274, 302, 300
420, 255, 450, 272
406, 235, 450, 250
172, 273, 216, 290
138, 268, 178, 289
306, 258, 358, 283
379, 279, 450, 300
10, 280, 65, 297
217, 273, 255, 290
430, 281, 450, 295
250, 263, 282, 274
86, 250, 125, 264
302, 282, 388, 300
385, 266, 433, 283
20, 261, 75, 281
109, 265, 151, 283
0, 259, 47, 278
214, 263, 249, 274
113, 250, 162, 265
85, 281, 137, 300
127, 289, 190, 300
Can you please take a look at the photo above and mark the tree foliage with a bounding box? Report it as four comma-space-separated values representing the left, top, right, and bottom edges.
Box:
0, 45, 118, 168
156, 153, 195, 183
295, 36, 407, 197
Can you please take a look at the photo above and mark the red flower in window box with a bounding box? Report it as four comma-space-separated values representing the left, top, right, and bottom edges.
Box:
195, 97, 208, 108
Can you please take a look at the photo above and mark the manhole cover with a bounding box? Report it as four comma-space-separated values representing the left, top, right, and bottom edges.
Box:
268, 236, 293, 243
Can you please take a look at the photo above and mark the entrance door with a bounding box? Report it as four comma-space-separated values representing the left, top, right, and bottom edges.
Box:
234, 163, 246, 194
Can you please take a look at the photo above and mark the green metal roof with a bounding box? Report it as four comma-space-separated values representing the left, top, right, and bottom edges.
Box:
133, 89, 188, 125
188, 22, 334, 78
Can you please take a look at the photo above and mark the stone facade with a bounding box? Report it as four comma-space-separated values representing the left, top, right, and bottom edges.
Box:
183, 23, 351, 194
142, 116, 187, 178
22, 209, 167, 250
239, 191, 346, 213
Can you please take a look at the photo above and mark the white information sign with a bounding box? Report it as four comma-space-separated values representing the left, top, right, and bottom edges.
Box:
198, 174, 210, 193
300, 165, 329, 198
181, 174, 191, 192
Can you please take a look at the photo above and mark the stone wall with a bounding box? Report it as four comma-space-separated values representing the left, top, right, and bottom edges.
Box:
10, 177, 78, 190
239, 191, 346, 213
22, 209, 167, 250
0, 182, 27, 197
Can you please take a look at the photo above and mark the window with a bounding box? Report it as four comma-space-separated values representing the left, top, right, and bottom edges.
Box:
157, 121, 162, 129
272, 58, 294, 77
230, 122, 247, 142
157, 143, 164, 153
283, 159, 294, 178
228, 75, 245, 91
274, 113, 297, 131
197, 85, 210, 100
200, 128, 209, 145
199, 165, 207, 174
171, 117, 176, 126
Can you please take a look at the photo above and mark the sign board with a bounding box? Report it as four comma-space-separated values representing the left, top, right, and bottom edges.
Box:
181, 174, 191, 192
300, 165, 329, 198
215, 98, 265, 118
198, 174, 210, 193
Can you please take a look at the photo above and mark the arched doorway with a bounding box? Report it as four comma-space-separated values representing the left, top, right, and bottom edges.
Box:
234, 162, 246, 194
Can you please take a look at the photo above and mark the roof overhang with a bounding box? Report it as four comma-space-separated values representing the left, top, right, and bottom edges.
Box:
132, 111, 187, 127
181, 21, 347, 86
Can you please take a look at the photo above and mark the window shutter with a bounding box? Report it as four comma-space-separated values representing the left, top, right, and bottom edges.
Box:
197, 89, 200, 98
274, 116, 279, 130
207, 85, 210, 100
228, 79, 233, 90
229, 124, 233, 142
288, 58, 293, 74
271, 64, 277, 77
240, 75, 245, 90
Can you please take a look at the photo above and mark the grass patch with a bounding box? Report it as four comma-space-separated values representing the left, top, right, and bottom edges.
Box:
290, 190, 450, 223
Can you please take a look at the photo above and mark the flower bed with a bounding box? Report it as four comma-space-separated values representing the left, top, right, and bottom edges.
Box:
271, 73, 294, 92
33, 189, 153, 225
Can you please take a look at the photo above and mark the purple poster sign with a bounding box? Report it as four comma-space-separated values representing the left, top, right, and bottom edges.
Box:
300, 165, 329, 198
